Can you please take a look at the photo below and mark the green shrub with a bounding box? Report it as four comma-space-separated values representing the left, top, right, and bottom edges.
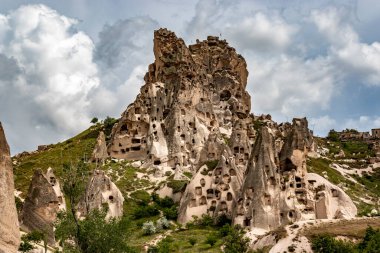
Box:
19, 230, 46, 253
156, 217, 170, 231
130, 190, 151, 204
142, 221, 156, 235
205, 233, 218, 247
188, 237, 197, 246
133, 205, 159, 219
311, 234, 356, 253
205, 160, 219, 171
162, 206, 178, 220
166, 180, 188, 193
357, 226, 380, 252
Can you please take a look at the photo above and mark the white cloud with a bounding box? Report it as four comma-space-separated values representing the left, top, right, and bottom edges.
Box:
309, 115, 337, 136
249, 54, 339, 117
312, 7, 380, 86
343, 116, 380, 132
226, 13, 297, 52
0, 4, 99, 152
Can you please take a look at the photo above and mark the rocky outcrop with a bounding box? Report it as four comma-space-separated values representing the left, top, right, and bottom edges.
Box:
307, 173, 357, 219
20, 169, 65, 245
107, 28, 356, 230
77, 170, 124, 219
109, 28, 250, 173
91, 131, 108, 163
0, 123, 20, 253
234, 127, 281, 230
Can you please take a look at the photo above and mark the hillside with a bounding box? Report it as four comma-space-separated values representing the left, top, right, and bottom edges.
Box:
10, 28, 380, 253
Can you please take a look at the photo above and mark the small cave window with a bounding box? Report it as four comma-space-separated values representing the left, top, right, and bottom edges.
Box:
288, 210, 295, 219
227, 192, 233, 201
121, 124, 128, 132
200, 178, 206, 187
282, 158, 297, 172
132, 138, 141, 144
220, 90, 232, 101
244, 217, 251, 227
195, 187, 202, 196
154, 160, 161, 165
229, 169, 236, 176
199, 196, 207, 205
131, 146, 141, 151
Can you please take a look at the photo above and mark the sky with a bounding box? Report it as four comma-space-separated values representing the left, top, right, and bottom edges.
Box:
0, 0, 380, 154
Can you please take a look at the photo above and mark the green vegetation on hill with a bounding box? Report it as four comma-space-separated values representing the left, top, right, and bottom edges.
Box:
311, 226, 380, 253
13, 124, 102, 197
307, 157, 380, 215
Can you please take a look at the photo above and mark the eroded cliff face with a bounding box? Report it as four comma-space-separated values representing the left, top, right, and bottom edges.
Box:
20, 169, 65, 245
0, 123, 20, 253
108, 28, 251, 173
108, 28, 357, 230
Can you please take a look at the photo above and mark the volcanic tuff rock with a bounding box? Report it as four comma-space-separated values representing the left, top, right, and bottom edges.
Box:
108, 28, 357, 229
20, 168, 65, 245
0, 123, 20, 253
77, 170, 124, 219
91, 131, 108, 163
109, 28, 250, 170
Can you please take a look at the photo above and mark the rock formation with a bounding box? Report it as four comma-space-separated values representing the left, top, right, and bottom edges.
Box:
0, 122, 20, 253
108, 28, 250, 172
77, 170, 124, 219
107, 28, 357, 230
91, 131, 108, 163
20, 168, 65, 245
307, 173, 357, 219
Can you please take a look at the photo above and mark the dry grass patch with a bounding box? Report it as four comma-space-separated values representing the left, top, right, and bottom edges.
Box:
302, 218, 380, 239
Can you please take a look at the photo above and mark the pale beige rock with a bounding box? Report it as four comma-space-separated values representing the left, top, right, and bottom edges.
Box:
20, 168, 63, 245
307, 173, 357, 219
0, 122, 20, 253
77, 170, 124, 219
91, 131, 108, 163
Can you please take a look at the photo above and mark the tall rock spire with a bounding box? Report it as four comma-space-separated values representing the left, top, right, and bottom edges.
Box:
0, 122, 20, 253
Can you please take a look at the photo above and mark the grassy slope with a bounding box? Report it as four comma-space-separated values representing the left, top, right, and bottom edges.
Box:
13, 124, 101, 197
302, 218, 380, 239
308, 135, 380, 215
13, 124, 380, 251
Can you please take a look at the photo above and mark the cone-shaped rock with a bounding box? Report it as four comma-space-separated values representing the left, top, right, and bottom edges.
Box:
77, 170, 124, 219
0, 123, 20, 253
91, 131, 108, 163
20, 169, 64, 245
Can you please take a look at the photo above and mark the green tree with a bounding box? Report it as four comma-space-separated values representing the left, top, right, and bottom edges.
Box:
55, 161, 134, 253
90, 117, 98, 124
311, 234, 356, 253
327, 129, 340, 142
103, 116, 117, 138
19, 230, 46, 253
358, 226, 380, 253
223, 226, 250, 253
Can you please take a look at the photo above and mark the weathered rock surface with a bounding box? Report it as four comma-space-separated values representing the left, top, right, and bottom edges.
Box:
20, 168, 64, 245
306, 173, 357, 219
107, 28, 357, 230
77, 170, 124, 219
91, 131, 108, 163
0, 123, 20, 253
109, 28, 250, 172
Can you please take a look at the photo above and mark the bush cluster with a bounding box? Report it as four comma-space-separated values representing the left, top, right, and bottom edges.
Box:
311, 226, 380, 253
